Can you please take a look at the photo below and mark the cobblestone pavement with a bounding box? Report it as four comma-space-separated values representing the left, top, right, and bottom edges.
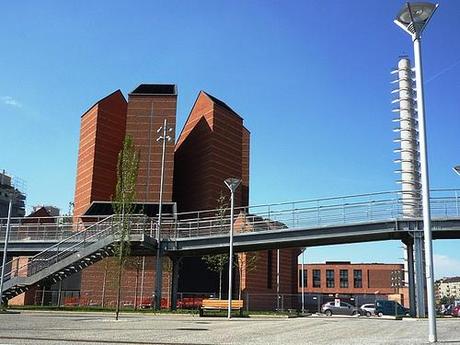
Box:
0, 311, 459, 345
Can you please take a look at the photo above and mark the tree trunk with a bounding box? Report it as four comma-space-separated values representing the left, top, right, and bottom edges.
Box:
219, 270, 222, 299
134, 265, 139, 310
101, 260, 108, 308
115, 241, 124, 320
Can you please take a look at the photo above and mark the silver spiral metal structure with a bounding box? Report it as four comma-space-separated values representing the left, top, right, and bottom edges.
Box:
391, 57, 421, 218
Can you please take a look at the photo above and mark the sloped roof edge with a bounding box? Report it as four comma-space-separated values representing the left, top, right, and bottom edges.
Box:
81, 89, 126, 118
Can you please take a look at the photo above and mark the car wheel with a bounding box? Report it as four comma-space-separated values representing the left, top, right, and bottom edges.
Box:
377, 312, 383, 317
352, 311, 358, 316
366, 311, 371, 317
325, 310, 332, 317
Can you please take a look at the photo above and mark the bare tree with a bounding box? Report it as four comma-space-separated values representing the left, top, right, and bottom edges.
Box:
236, 252, 258, 300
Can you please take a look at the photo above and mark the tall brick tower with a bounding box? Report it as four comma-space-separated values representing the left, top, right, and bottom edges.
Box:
126, 84, 177, 203
73, 90, 128, 217
174, 91, 249, 212
76, 85, 177, 308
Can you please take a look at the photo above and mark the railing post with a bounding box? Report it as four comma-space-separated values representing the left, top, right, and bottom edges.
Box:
292, 203, 295, 228
456, 191, 459, 217
317, 202, 321, 226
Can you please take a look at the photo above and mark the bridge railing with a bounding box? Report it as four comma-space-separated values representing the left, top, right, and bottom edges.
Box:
0, 215, 151, 286
171, 189, 460, 238
0, 215, 109, 242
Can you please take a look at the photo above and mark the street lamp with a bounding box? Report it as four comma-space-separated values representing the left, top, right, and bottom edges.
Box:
453, 166, 460, 176
154, 118, 173, 310
224, 177, 241, 319
394, 2, 438, 343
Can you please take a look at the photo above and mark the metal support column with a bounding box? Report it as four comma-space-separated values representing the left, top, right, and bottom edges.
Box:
154, 244, 163, 310
170, 256, 181, 311
406, 240, 416, 317
414, 230, 426, 318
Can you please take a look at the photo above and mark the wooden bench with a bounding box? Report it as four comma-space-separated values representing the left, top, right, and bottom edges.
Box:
199, 299, 244, 317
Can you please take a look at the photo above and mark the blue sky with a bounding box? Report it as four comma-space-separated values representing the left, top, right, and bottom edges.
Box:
1, 1, 459, 278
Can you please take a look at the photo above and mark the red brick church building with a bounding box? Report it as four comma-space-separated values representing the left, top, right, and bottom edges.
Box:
72, 84, 299, 309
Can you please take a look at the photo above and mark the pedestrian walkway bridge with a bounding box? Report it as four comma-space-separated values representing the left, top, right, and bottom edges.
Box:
1, 189, 460, 303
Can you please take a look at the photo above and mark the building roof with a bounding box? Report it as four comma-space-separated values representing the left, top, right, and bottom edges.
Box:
441, 277, 460, 283
202, 91, 243, 120
81, 89, 126, 118
301, 262, 403, 266
129, 84, 177, 96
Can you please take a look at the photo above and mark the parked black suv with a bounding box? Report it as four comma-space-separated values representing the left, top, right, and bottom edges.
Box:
375, 300, 410, 317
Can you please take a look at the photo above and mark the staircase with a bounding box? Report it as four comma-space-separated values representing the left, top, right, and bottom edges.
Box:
0, 215, 139, 303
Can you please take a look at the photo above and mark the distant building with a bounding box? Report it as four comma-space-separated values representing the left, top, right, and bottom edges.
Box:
0, 170, 26, 218
298, 261, 404, 297
31, 205, 60, 217
436, 277, 460, 302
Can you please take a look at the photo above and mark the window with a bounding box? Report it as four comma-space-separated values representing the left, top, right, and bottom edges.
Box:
313, 269, 321, 288
267, 250, 273, 289
354, 269, 363, 288
326, 269, 335, 288
340, 269, 349, 288
298, 269, 307, 288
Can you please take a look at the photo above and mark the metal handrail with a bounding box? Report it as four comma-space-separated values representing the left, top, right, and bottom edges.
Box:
0, 214, 150, 285
171, 190, 460, 239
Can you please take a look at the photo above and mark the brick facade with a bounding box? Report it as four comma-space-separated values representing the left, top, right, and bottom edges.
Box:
126, 85, 177, 203
70, 85, 299, 310
73, 90, 127, 217
297, 262, 404, 295
174, 91, 298, 306
174, 91, 246, 211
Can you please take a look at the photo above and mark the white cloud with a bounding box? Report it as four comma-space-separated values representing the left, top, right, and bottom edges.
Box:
433, 254, 460, 279
1, 96, 22, 108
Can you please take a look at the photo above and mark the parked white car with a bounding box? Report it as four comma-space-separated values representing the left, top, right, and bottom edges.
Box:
359, 303, 375, 317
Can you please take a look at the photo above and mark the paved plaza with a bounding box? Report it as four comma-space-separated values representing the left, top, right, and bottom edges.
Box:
0, 311, 459, 345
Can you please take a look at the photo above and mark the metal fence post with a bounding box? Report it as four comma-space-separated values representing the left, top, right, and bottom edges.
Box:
246, 292, 249, 313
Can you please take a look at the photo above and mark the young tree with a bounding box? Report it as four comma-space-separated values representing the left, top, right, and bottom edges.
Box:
236, 252, 259, 300
202, 254, 229, 299
202, 192, 230, 298
112, 135, 139, 320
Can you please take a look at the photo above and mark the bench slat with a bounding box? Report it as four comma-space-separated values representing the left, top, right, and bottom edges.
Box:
202, 299, 243, 309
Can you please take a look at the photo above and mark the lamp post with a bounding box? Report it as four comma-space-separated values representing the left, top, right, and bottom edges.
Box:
224, 177, 241, 319
0, 198, 13, 309
394, 2, 438, 343
154, 118, 173, 310
301, 248, 306, 314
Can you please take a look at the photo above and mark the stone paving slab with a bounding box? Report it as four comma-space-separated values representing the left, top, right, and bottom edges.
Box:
0, 311, 459, 345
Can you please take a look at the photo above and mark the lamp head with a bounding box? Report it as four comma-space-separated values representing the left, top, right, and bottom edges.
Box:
453, 165, 460, 176
224, 178, 241, 193
394, 2, 438, 38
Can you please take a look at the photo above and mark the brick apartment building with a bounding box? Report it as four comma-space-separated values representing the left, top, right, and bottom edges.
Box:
70, 84, 299, 308
298, 261, 404, 297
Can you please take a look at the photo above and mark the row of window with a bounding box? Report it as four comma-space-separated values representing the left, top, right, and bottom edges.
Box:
299, 269, 363, 289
